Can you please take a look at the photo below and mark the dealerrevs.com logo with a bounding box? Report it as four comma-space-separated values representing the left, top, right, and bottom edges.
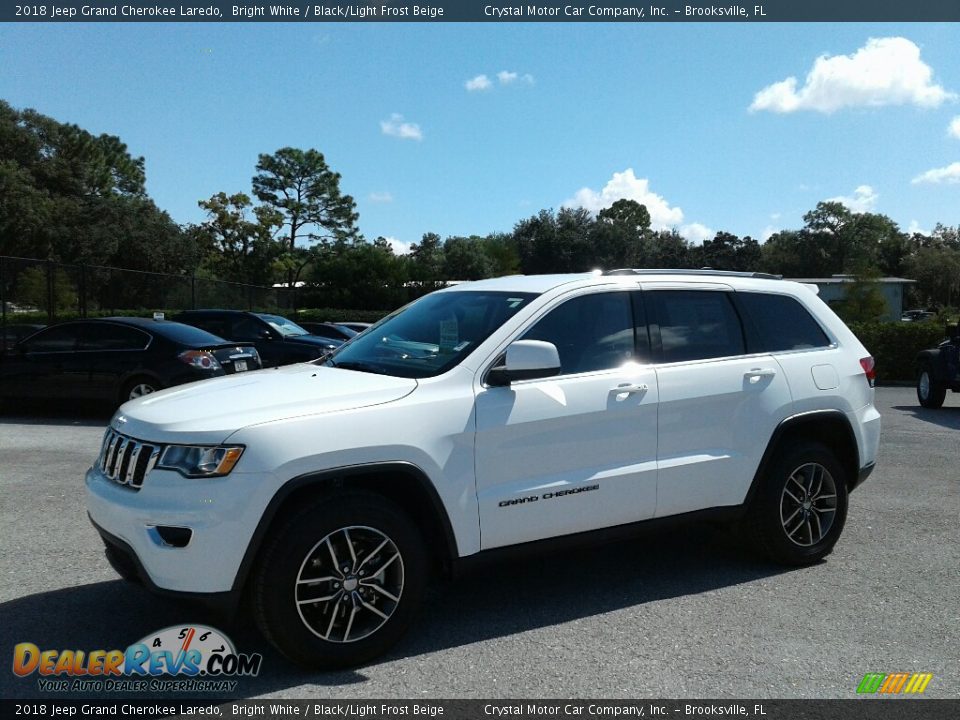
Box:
12, 625, 263, 693
856, 672, 934, 694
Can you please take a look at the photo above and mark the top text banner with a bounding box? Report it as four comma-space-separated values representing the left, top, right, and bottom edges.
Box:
6, 0, 960, 22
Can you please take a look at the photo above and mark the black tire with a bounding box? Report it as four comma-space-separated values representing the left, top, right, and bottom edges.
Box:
917, 365, 946, 409
121, 377, 160, 403
253, 491, 427, 669
747, 441, 848, 565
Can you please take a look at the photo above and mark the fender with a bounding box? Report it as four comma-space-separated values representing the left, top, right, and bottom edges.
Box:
742, 409, 860, 510
916, 348, 950, 384
230, 461, 459, 595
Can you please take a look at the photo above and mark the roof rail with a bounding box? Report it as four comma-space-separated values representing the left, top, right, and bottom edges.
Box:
603, 268, 783, 280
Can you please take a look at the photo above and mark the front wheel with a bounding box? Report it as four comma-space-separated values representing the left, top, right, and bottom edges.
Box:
253, 492, 427, 669
747, 441, 848, 565
917, 366, 946, 409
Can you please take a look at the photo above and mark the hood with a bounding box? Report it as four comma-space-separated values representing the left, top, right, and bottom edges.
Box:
111, 364, 417, 444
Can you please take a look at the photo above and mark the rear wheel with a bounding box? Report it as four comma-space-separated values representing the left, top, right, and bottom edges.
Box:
121, 377, 160, 403
917, 366, 946, 409
253, 492, 427, 669
748, 441, 848, 565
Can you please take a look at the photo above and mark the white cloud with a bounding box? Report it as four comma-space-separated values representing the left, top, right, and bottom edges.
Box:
563, 168, 684, 230
467, 71, 534, 92
949, 116, 960, 139
465, 74, 492, 91
911, 162, 960, 184
761, 225, 779, 242
825, 185, 878, 213
680, 223, 713, 244
908, 220, 929, 235
384, 236, 413, 255
496, 70, 534, 85
380, 113, 423, 141
368, 192, 393, 203
749, 37, 954, 114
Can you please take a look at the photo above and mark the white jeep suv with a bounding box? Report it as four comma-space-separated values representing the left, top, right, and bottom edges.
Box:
86, 270, 880, 668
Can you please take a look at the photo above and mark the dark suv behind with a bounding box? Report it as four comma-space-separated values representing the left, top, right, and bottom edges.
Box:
916, 324, 960, 408
173, 310, 341, 367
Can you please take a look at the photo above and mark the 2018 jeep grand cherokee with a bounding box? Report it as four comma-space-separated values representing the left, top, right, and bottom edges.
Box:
86, 270, 880, 669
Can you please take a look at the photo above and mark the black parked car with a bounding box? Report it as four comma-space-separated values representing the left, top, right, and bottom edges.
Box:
0, 317, 262, 406
173, 310, 341, 366
297, 321, 359, 342
1, 323, 46, 352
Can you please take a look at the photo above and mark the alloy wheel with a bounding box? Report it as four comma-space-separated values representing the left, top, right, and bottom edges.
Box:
779, 462, 838, 547
294, 526, 404, 644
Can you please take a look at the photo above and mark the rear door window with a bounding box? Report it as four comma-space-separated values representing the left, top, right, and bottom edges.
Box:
648, 290, 746, 363
80, 324, 150, 351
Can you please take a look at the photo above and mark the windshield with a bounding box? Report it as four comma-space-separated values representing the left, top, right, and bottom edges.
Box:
256, 313, 309, 337
325, 291, 538, 378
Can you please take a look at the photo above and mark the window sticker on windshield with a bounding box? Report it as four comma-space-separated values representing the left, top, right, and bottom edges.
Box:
439, 318, 459, 352
454, 341, 471, 352
507, 298, 525, 308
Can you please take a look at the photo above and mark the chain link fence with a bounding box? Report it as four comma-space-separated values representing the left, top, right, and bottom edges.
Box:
0, 255, 286, 330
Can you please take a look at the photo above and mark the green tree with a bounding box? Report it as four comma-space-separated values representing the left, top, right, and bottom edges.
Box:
195, 192, 283, 285
251, 147, 359, 298
645, 229, 692, 268
694, 231, 761, 272
831, 268, 889, 323
251, 147, 358, 254
310, 238, 409, 310
591, 199, 651, 269
0, 100, 180, 272
443, 236, 494, 280
14, 265, 76, 313
759, 230, 827, 277
905, 245, 960, 308
513, 207, 595, 274
408, 232, 445, 290
480, 232, 521, 277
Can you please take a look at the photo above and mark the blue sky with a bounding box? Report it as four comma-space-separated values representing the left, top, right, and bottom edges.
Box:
2, 22, 959, 253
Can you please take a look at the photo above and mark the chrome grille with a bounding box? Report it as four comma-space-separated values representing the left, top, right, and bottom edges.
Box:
97, 429, 161, 490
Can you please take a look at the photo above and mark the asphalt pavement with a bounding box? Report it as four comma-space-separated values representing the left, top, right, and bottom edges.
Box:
1, 388, 957, 699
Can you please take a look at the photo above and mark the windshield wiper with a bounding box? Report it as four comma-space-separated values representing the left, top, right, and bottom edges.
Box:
327, 359, 385, 375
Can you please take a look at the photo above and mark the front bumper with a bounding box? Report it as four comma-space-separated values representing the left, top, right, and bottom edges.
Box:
85, 464, 271, 595
89, 515, 237, 614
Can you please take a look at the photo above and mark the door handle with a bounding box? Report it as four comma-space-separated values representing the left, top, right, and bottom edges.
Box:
744, 368, 776, 384
614, 383, 649, 394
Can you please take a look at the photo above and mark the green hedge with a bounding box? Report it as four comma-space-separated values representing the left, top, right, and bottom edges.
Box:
293, 308, 390, 324
848, 321, 950, 383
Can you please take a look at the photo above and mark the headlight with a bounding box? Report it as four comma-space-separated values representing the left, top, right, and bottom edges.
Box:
157, 445, 244, 477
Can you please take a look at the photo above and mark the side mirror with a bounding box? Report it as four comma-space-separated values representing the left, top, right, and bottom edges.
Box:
487, 340, 561, 386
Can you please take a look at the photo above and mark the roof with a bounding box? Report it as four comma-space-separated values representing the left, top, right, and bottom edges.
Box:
438, 270, 794, 295
789, 276, 915, 284
436, 273, 596, 294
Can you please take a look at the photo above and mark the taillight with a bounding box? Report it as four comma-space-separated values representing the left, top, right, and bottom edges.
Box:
859, 356, 876, 387
178, 349, 222, 371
